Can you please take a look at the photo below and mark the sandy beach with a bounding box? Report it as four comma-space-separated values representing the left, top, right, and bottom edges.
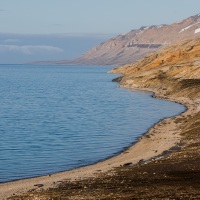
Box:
0, 85, 197, 199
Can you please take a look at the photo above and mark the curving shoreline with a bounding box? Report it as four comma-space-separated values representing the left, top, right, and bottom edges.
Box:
3, 38, 200, 199
0, 84, 195, 199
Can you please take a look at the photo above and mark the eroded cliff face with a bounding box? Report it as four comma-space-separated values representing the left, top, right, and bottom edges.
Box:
111, 38, 200, 99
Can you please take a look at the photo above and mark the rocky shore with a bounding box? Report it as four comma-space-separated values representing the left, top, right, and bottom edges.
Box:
3, 38, 200, 199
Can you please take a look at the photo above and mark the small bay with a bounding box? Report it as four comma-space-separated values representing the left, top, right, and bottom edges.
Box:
0, 65, 185, 183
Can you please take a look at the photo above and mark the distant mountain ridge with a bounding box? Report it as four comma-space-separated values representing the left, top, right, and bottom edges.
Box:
35, 13, 200, 66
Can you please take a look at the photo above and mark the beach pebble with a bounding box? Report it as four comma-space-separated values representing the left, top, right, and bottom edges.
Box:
123, 162, 133, 167
34, 184, 44, 188
138, 159, 145, 164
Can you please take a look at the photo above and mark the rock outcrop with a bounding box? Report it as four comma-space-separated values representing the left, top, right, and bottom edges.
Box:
110, 38, 200, 99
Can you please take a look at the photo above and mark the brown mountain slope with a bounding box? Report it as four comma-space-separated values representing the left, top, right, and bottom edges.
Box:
111, 38, 200, 99
62, 13, 200, 66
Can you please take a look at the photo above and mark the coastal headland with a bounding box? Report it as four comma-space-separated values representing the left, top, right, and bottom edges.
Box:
2, 38, 200, 199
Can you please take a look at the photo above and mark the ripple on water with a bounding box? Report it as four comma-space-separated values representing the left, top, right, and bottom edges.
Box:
0, 65, 185, 183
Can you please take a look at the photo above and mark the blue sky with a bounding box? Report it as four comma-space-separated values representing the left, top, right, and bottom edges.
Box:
0, 0, 200, 34
0, 0, 200, 64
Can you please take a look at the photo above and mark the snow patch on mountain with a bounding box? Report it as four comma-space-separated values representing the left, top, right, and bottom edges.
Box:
179, 22, 200, 33
180, 25, 194, 33
195, 28, 200, 34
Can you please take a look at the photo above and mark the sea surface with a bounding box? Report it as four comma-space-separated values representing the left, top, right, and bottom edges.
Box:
0, 65, 185, 183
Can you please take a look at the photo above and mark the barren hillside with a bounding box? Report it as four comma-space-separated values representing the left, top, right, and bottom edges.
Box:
111, 38, 200, 99
63, 13, 200, 66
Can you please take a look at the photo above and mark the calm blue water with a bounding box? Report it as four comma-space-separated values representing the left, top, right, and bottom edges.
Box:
0, 65, 185, 183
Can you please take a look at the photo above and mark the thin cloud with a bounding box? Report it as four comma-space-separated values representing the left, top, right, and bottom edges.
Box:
0, 45, 64, 55
4, 39, 21, 43
0, 9, 7, 12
